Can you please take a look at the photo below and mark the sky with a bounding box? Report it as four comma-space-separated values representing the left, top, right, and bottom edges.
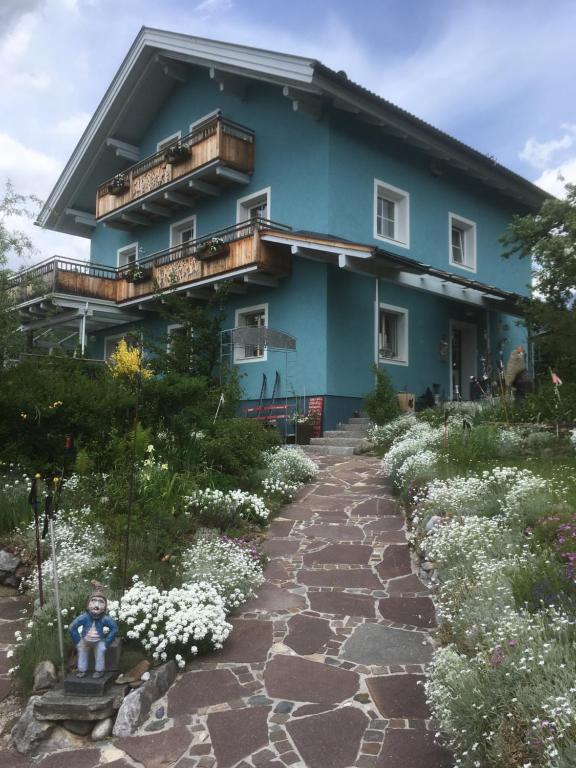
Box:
1, 0, 576, 267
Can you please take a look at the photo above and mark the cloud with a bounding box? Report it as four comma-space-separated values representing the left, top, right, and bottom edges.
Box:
195, 0, 232, 16
0, 12, 51, 91
0, 0, 43, 38
53, 112, 91, 139
0, 133, 61, 198
534, 158, 576, 198
520, 126, 576, 170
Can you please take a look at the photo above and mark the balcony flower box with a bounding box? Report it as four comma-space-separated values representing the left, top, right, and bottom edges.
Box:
163, 143, 190, 165
196, 238, 229, 261
124, 266, 152, 283
107, 174, 129, 196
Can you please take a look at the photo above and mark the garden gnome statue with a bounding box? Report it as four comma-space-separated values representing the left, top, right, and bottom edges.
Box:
504, 346, 534, 398
69, 581, 118, 678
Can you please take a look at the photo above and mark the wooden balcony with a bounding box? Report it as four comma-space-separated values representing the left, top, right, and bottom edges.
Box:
96, 114, 255, 223
9, 221, 291, 310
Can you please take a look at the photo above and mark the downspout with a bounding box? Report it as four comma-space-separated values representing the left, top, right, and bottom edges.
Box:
374, 276, 379, 380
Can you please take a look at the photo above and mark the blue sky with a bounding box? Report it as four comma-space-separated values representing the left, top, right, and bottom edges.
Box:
1, 0, 576, 265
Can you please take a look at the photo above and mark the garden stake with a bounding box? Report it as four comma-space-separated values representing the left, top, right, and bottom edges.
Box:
122, 338, 143, 592
46, 486, 66, 679
28, 474, 44, 607
213, 391, 225, 423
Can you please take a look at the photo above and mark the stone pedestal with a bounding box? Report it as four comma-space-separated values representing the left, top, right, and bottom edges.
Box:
34, 687, 125, 721
64, 671, 117, 696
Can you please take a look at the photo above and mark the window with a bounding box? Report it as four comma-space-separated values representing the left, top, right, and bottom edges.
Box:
378, 303, 408, 365
170, 215, 196, 255
234, 303, 268, 363
237, 188, 271, 224
117, 242, 138, 268
157, 131, 182, 152
374, 180, 409, 247
103, 333, 136, 362
449, 213, 476, 271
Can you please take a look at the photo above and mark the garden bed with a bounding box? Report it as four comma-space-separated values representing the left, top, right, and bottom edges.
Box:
372, 406, 576, 768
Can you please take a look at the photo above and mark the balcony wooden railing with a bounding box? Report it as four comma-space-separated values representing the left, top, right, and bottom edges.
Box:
96, 114, 255, 220
9, 220, 291, 307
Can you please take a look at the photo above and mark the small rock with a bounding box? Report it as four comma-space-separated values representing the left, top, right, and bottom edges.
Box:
0, 550, 21, 572
41, 725, 87, 752
3, 574, 20, 589
91, 717, 113, 741
33, 660, 57, 692
274, 701, 294, 714
155, 706, 165, 719
113, 661, 177, 736
116, 659, 150, 685
12, 696, 54, 755
145, 719, 167, 732
63, 719, 93, 736
425, 515, 442, 533
421, 561, 435, 572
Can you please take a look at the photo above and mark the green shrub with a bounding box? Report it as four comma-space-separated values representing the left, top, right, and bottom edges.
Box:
202, 419, 280, 478
363, 366, 401, 425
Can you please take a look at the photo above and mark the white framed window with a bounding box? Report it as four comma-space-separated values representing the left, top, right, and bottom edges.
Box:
449, 213, 476, 272
237, 187, 271, 224
117, 242, 138, 268
157, 131, 182, 152
190, 109, 221, 131
234, 303, 268, 363
170, 215, 197, 253
374, 179, 410, 248
378, 303, 409, 366
103, 333, 135, 362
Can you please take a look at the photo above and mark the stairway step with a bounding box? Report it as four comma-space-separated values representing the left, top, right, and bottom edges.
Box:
348, 417, 370, 425
324, 430, 367, 439
311, 437, 365, 447
300, 445, 356, 456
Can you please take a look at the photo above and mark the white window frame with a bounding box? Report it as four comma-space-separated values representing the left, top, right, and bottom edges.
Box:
378, 302, 409, 366
449, 212, 477, 272
234, 303, 268, 364
117, 242, 139, 268
190, 109, 221, 131
166, 323, 183, 352
156, 131, 182, 152
170, 215, 197, 249
236, 187, 271, 224
373, 179, 410, 248
103, 333, 129, 362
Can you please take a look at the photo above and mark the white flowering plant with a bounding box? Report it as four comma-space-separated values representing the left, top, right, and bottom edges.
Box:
261, 446, 318, 486
186, 487, 270, 527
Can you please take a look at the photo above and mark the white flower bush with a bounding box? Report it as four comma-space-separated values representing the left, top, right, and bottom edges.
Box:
181, 529, 264, 609
381, 421, 442, 487
262, 446, 318, 486
186, 488, 269, 525
261, 477, 299, 501
108, 577, 231, 666
368, 413, 418, 448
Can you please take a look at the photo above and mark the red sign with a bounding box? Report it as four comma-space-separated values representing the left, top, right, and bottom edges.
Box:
307, 396, 324, 438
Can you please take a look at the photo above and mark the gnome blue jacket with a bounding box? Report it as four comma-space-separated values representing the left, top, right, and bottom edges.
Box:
69, 611, 118, 647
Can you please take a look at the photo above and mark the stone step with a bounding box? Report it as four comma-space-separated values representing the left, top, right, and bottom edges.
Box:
310, 436, 365, 447
348, 417, 370, 425
337, 422, 369, 432
300, 445, 356, 456
323, 430, 367, 439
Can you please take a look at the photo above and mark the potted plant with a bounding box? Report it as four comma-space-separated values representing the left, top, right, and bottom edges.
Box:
294, 412, 318, 445
124, 265, 152, 283
163, 141, 190, 164
107, 173, 128, 196
196, 237, 229, 261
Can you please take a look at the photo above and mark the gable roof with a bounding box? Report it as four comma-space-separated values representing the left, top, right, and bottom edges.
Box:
38, 27, 548, 236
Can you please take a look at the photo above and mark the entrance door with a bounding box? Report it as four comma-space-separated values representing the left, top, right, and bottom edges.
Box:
449, 321, 477, 400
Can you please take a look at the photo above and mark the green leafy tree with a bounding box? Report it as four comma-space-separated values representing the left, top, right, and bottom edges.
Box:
500, 183, 576, 377
0, 181, 41, 365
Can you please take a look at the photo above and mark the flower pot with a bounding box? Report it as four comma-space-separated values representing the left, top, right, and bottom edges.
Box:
295, 422, 313, 445
196, 244, 229, 262
163, 146, 190, 164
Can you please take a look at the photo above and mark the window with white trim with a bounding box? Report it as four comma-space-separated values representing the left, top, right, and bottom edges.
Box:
378, 303, 409, 365
157, 131, 182, 152
374, 180, 409, 247
103, 333, 135, 362
234, 303, 268, 363
237, 188, 270, 224
117, 242, 138, 268
449, 213, 476, 271
170, 215, 196, 255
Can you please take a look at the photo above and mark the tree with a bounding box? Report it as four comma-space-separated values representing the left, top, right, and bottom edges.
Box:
500, 183, 576, 378
0, 180, 41, 365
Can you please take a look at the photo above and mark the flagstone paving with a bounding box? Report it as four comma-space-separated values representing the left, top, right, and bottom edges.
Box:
0, 454, 453, 767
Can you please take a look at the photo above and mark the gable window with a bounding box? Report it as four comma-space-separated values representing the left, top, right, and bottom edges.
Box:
170, 215, 197, 255
374, 180, 409, 248
237, 188, 271, 225
117, 242, 138, 269
157, 131, 182, 152
378, 303, 408, 365
234, 303, 268, 363
449, 213, 476, 271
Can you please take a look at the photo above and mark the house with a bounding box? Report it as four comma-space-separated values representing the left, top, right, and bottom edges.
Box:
12, 28, 546, 431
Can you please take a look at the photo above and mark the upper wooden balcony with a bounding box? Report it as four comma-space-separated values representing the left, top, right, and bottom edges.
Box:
96, 114, 255, 224
9, 220, 291, 310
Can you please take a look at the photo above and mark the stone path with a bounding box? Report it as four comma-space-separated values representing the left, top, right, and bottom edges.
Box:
0, 454, 453, 767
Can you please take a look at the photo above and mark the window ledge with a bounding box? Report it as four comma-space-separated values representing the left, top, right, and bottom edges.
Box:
379, 356, 408, 367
